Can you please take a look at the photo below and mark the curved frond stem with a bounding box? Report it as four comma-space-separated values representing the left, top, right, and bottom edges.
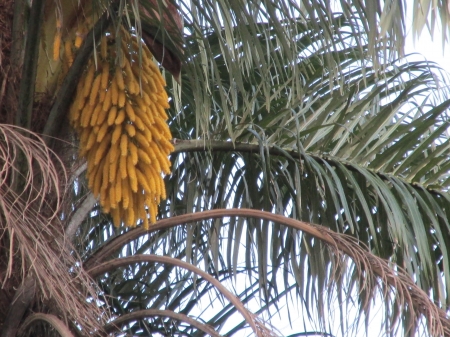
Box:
17, 313, 75, 337
88, 255, 261, 336
85, 208, 450, 336
15, 0, 45, 129
103, 309, 223, 337
171, 139, 446, 195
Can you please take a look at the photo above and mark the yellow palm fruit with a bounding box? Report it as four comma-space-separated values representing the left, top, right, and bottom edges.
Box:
128, 141, 139, 165
146, 75, 157, 93
77, 95, 86, 111
101, 62, 110, 89
125, 123, 136, 137
115, 68, 125, 90
134, 131, 149, 148
149, 165, 162, 196
160, 177, 167, 200
81, 103, 96, 127
133, 115, 146, 132
107, 106, 118, 126
124, 101, 136, 121
125, 208, 135, 227
134, 107, 153, 130
85, 130, 97, 151
83, 63, 96, 98
89, 74, 102, 106
96, 122, 109, 143
120, 134, 128, 156
101, 152, 110, 192
69, 103, 81, 124
122, 178, 130, 209
90, 103, 102, 126
92, 156, 106, 196
69, 26, 173, 229
99, 89, 106, 102
74, 26, 86, 49
109, 152, 119, 183
115, 169, 122, 203
154, 116, 172, 138
115, 109, 126, 124
96, 104, 109, 126
159, 138, 175, 153
138, 163, 157, 193
64, 40, 74, 67
53, 31, 62, 61
149, 202, 157, 224
134, 95, 147, 112
135, 168, 152, 194
127, 156, 138, 192
131, 62, 145, 81
146, 102, 157, 123
111, 208, 121, 228
119, 155, 127, 179
118, 90, 126, 108
110, 185, 117, 209
136, 191, 146, 220
137, 148, 152, 164
111, 124, 123, 144
94, 133, 112, 165
103, 90, 112, 112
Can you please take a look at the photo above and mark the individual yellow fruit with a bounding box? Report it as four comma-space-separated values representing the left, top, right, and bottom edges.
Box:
89, 74, 102, 106
111, 124, 123, 144
127, 156, 138, 192
129, 141, 139, 165
96, 122, 109, 143
109, 152, 119, 183
53, 31, 62, 61
80, 103, 96, 127
101, 62, 110, 89
122, 178, 130, 209
83, 63, 96, 98
138, 148, 152, 164
111, 208, 121, 228
94, 133, 112, 165
64, 40, 74, 66
125, 123, 136, 137
125, 101, 136, 121
107, 106, 118, 126
119, 155, 127, 179
120, 134, 128, 156
115, 169, 122, 203
103, 90, 112, 112
136, 168, 151, 193
115, 68, 125, 90
115, 109, 126, 124
118, 90, 126, 108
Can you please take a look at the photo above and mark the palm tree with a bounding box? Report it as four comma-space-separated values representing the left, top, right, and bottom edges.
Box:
1, 0, 450, 336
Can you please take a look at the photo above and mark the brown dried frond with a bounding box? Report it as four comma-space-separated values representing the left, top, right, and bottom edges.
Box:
0, 125, 108, 334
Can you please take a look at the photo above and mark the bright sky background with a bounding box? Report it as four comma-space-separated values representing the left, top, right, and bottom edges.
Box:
405, 10, 450, 74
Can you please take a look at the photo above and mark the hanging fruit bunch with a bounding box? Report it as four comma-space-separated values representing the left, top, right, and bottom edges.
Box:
68, 27, 174, 229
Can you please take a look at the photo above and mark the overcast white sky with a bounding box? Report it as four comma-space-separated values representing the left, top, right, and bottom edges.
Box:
405, 10, 450, 74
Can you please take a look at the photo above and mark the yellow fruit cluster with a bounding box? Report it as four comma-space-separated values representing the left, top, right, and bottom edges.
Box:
69, 28, 173, 229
